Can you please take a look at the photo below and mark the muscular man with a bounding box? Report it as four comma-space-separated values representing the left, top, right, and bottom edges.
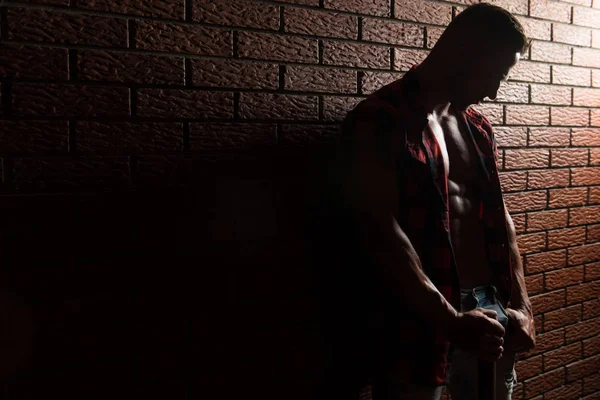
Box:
312, 4, 536, 400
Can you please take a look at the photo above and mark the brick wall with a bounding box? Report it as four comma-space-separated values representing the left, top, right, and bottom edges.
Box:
0, 0, 599, 399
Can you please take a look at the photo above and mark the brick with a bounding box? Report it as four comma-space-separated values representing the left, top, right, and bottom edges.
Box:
0, 43, 67, 80
482, 0, 528, 15
561, 0, 591, 4
504, 190, 547, 212
78, 50, 184, 85
553, 23, 592, 47
77, 122, 183, 153
285, 66, 357, 94
544, 381, 582, 400
523, 367, 565, 398
286, 8, 358, 39
361, 71, 403, 94
189, 124, 277, 151
551, 107, 590, 126
529, 127, 570, 147
566, 354, 600, 381
527, 209, 568, 231
572, 169, 600, 186
574, 48, 600, 68
137, 89, 233, 119
13, 157, 130, 193
553, 65, 592, 87
531, 84, 572, 106
573, 5, 600, 28
589, 225, 600, 243
506, 105, 549, 125
505, 149, 549, 169
512, 213, 527, 234
569, 243, 600, 265
192, 59, 278, 89
594, 69, 600, 86
8, 8, 127, 47
583, 372, 600, 395
530, 0, 572, 22
0, 121, 68, 153
584, 299, 600, 319
591, 188, 600, 204
494, 126, 527, 147
529, 328, 565, 355
239, 93, 318, 121
279, 124, 340, 146
495, 82, 529, 103
525, 273, 544, 294
546, 265, 585, 289
362, 19, 423, 47
470, 103, 504, 124
570, 205, 600, 226
499, 171, 527, 192
572, 128, 600, 146
530, 290, 566, 314
516, 16, 551, 41
544, 304, 582, 330
324, 0, 390, 17
393, 48, 429, 71
585, 261, 600, 280
137, 21, 232, 56
567, 281, 600, 304
77, 0, 184, 18
584, 336, 600, 358
426, 26, 444, 49
323, 96, 364, 121
528, 168, 570, 189
544, 342, 582, 371
593, 109, 600, 126
595, 30, 600, 49
323, 41, 390, 69
551, 149, 589, 167
549, 187, 588, 208
193, 0, 279, 30
516, 355, 543, 380
12, 84, 129, 117
394, 0, 452, 25
509, 61, 551, 83
279, 0, 318, 5
548, 227, 586, 250
11, 0, 69, 4
517, 232, 547, 254
531, 41, 572, 64
592, 149, 600, 166
574, 88, 600, 107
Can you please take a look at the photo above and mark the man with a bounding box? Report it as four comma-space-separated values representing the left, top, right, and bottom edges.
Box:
311, 3, 536, 400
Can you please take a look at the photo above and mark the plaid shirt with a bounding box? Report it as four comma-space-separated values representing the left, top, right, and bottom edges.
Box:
340, 68, 512, 386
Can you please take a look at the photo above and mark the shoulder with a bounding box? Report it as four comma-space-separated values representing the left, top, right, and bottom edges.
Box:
466, 106, 495, 138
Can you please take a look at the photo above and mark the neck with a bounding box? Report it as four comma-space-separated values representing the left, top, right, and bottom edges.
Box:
412, 57, 456, 116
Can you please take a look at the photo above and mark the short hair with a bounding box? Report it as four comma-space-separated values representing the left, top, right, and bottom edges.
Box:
434, 3, 530, 55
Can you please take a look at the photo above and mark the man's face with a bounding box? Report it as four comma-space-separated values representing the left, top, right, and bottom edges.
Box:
451, 49, 521, 110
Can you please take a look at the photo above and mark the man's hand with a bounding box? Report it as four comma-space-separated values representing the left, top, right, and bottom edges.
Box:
504, 308, 536, 353
448, 308, 505, 361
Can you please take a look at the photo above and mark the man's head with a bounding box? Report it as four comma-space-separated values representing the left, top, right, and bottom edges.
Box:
428, 3, 530, 109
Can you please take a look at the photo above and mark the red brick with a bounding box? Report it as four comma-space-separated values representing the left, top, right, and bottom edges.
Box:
553, 23, 592, 47
0, 121, 68, 153
551, 107, 590, 126
573, 5, 600, 28
574, 88, 600, 107
543, 380, 583, 400
586, 262, 600, 280
569, 243, 600, 265
239, 93, 318, 120
515, 15, 551, 40
509, 61, 551, 83
426, 26, 444, 50
362, 19, 423, 47
527, 209, 568, 231
8, 8, 127, 47
593, 109, 600, 126
482, 0, 528, 15
589, 225, 600, 243
548, 227, 586, 250
551, 149, 589, 167
585, 336, 600, 358
323, 41, 389, 69
528, 169, 570, 189
324, 0, 390, 17
531, 84, 572, 106
361, 71, 403, 94
0, 43, 67, 80
505, 149, 549, 169
561, 0, 592, 5
193, 0, 279, 30
570, 205, 600, 226
527, 249, 567, 274
77, 122, 183, 153
544, 342, 583, 371
592, 149, 600, 166
12, 84, 129, 117
285, 66, 356, 94
549, 187, 588, 208
528, 127, 570, 147
495, 81, 529, 103
553, 65, 592, 87
189, 124, 277, 151
506, 105, 549, 125
285, 8, 356, 39
78, 50, 184, 84
583, 372, 600, 395
471, 103, 504, 124
544, 304, 582, 330
523, 367, 565, 398
531, 40, 572, 64
516, 355, 543, 380
505, 191, 547, 212
239, 32, 317, 63
394, 0, 452, 25
12, 0, 69, 4
546, 266, 585, 290
584, 299, 600, 319
192, 59, 278, 89
529, 328, 565, 355
512, 213, 527, 233
500, 171, 527, 192
530, 0, 572, 22
137, 89, 233, 119
494, 126, 527, 147
590, 188, 600, 204
323, 96, 364, 121
279, 124, 340, 147
574, 48, 600, 68
393, 48, 429, 71
526, 273, 544, 294
517, 232, 547, 254
572, 128, 600, 146
567, 318, 600, 343
531, 290, 566, 314
137, 21, 232, 56
78, 0, 184, 19
567, 281, 600, 305
572, 169, 600, 186
567, 354, 600, 381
